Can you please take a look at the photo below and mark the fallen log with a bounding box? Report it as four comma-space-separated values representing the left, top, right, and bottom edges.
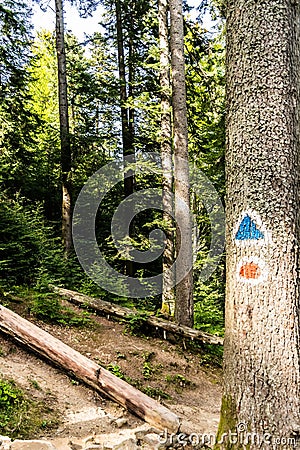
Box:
0, 304, 180, 433
50, 286, 224, 346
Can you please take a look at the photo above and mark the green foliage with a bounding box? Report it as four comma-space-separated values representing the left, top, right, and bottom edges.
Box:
0, 0, 226, 342
0, 1, 32, 86
0, 193, 99, 293
142, 361, 155, 379
124, 313, 149, 335
184, 19, 225, 336
194, 293, 224, 336
141, 351, 162, 379
193, 263, 225, 336
106, 362, 170, 400
165, 373, 193, 389
116, 351, 126, 359
0, 378, 26, 433
29, 293, 91, 327
26, 30, 60, 214
0, 1, 44, 203
0, 195, 46, 285
186, 21, 225, 193
142, 351, 155, 362
124, 375, 171, 400
0, 378, 19, 409
0, 194, 69, 287
0, 377, 59, 438
141, 385, 170, 400
106, 364, 125, 379
198, 343, 223, 367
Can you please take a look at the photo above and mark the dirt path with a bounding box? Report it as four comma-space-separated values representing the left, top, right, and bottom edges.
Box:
0, 301, 222, 448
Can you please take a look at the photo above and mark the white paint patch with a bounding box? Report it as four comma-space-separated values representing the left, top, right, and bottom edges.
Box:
236, 256, 268, 285
233, 209, 272, 246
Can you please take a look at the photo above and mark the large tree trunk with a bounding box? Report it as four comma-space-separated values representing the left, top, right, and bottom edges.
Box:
55, 0, 72, 255
158, 0, 175, 317
0, 304, 180, 433
169, 0, 193, 327
218, 1, 300, 447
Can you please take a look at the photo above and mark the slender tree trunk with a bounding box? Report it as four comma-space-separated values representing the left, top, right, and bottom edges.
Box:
128, 6, 134, 154
55, 0, 72, 254
169, 0, 193, 326
115, 0, 134, 198
218, 1, 300, 447
95, 101, 100, 135
159, 0, 175, 316
115, 0, 134, 276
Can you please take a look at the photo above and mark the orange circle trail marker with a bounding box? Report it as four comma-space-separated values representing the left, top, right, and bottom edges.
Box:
236, 257, 267, 284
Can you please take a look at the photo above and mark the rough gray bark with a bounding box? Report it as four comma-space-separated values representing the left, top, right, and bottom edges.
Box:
55, 0, 72, 254
169, 0, 193, 327
158, 0, 175, 316
219, 0, 300, 447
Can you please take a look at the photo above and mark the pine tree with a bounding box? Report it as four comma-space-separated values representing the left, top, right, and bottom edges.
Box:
158, 0, 175, 316
55, 0, 72, 254
0, 0, 39, 198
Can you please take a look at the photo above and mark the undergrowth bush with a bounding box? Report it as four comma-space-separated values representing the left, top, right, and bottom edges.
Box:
0, 195, 42, 285
29, 293, 91, 327
0, 377, 59, 438
0, 194, 89, 292
0, 194, 68, 287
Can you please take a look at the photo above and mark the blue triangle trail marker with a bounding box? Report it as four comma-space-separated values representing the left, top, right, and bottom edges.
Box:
235, 214, 265, 241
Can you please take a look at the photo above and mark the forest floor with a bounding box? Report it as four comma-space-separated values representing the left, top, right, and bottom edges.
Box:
0, 296, 222, 448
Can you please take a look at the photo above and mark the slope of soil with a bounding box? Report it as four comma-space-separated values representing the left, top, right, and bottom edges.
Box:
0, 297, 222, 446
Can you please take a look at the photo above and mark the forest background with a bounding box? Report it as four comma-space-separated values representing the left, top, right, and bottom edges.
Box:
0, 0, 225, 337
